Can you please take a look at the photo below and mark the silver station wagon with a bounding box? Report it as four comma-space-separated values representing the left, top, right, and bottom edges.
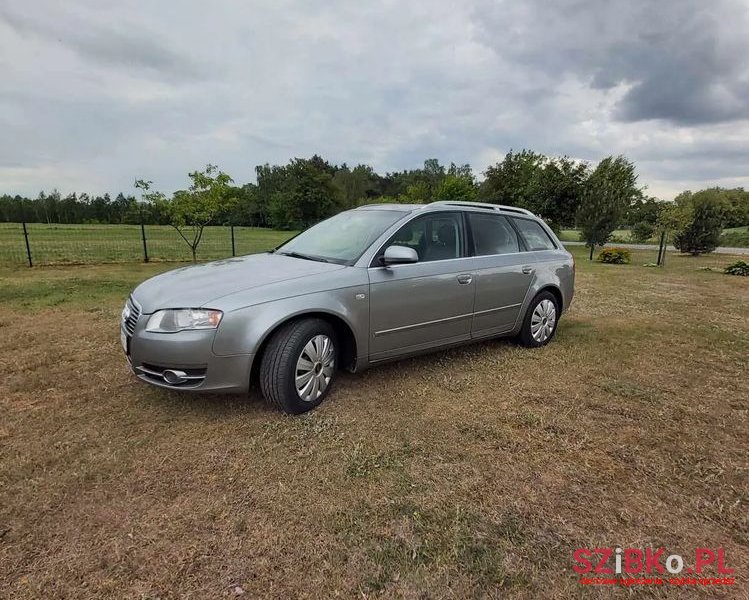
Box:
122, 201, 574, 413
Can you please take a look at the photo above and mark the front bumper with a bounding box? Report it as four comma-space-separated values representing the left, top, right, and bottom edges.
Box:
121, 306, 253, 394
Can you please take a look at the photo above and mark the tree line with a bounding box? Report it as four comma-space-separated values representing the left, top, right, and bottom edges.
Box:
1, 151, 747, 255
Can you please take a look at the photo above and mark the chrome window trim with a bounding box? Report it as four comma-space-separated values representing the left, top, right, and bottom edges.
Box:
366, 248, 562, 269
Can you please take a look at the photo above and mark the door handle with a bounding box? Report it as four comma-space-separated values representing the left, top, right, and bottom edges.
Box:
457, 274, 472, 285
521, 265, 535, 275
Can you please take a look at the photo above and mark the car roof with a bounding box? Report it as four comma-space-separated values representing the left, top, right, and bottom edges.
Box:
355, 201, 537, 218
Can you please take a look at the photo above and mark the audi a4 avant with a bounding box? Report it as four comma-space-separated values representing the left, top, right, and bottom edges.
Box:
121, 201, 574, 413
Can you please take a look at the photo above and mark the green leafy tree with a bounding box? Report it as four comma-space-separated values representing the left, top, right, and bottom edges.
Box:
577, 156, 640, 259
397, 182, 432, 204
435, 174, 478, 201
480, 150, 546, 208
480, 151, 588, 229
721, 188, 749, 228
628, 196, 665, 243
139, 165, 235, 261
631, 221, 656, 243
266, 156, 342, 229
673, 191, 725, 255
533, 156, 589, 231
332, 164, 380, 208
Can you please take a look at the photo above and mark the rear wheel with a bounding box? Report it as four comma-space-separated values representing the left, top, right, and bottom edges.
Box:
259, 318, 337, 413
518, 291, 559, 348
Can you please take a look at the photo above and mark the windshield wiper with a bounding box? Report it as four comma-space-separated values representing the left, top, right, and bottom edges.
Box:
278, 251, 330, 263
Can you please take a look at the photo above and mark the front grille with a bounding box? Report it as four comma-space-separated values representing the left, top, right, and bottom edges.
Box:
124, 296, 141, 336
136, 363, 207, 388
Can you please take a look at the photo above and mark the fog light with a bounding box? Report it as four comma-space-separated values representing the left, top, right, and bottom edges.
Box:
163, 369, 188, 384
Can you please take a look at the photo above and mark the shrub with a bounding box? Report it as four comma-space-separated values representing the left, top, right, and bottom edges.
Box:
598, 247, 631, 264
631, 221, 656, 243
672, 193, 724, 255
724, 260, 749, 276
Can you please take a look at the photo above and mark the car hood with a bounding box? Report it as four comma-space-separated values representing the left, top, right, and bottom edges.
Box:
132, 253, 345, 313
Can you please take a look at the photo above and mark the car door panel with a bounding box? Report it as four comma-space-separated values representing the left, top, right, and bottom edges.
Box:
470, 254, 535, 337
368, 261, 475, 361
465, 212, 535, 337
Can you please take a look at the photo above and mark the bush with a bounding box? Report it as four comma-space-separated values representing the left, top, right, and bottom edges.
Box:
672, 193, 724, 255
597, 247, 631, 264
724, 260, 749, 276
631, 221, 656, 243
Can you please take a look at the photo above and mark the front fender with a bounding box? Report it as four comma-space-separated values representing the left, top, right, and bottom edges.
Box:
211, 286, 370, 360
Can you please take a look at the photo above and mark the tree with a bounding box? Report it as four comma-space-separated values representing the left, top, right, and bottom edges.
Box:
139, 165, 235, 261
672, 191, 725, 255
435, 174, 478, 201
266, 156, 342, 229
398, 182, 432, 203
480, 151, 588, 229
577, 156, 640, 259
721, 188, 749, 228
631, 221, 656, 243
332, 164, 379, 208
480, 150, 546, 208
628, 196, 663, 242
532, 156, 589, 231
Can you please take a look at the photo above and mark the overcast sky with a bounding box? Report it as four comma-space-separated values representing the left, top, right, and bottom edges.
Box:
1, 0, 748, 200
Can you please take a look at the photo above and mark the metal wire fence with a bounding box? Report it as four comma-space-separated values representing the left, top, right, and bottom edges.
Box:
0, 223, 296, 266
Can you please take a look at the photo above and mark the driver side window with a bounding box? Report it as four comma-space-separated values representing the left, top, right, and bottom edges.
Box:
377, 212, 464, 264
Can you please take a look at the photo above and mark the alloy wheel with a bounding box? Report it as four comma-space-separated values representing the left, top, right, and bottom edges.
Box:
295, 334, 335, 402
531, 299, 556, 343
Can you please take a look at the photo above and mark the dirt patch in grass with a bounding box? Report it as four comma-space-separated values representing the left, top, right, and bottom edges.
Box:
0, 250, 747, 598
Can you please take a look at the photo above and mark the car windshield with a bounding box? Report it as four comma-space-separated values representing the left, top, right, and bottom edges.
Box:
276, 209, 407, 264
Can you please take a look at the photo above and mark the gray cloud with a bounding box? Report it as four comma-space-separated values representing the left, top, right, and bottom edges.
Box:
0, 4, 206, 81
475, 0, 749, 125
0, 0, 748, 200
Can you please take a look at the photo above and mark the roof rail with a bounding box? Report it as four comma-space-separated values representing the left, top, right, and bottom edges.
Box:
431, 200, 535, 217
495, 204, 534, 216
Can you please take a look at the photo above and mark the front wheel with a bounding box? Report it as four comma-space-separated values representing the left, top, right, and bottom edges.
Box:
517, 292, 559, 348
259, 318, 337, 413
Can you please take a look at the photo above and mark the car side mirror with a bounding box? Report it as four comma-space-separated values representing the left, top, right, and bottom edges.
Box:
382, 245, 418, 265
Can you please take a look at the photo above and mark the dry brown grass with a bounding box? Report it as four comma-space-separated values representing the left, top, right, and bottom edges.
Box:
1, 247, 748, 599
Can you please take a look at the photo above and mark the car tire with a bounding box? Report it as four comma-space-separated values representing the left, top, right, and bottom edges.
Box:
259, 318, 338, 414
517, 291, 559, 348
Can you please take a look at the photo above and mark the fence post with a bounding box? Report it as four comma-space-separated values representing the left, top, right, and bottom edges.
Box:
231, 225, 236, 257
22, 221, 33, 267
140, 208, 149, 263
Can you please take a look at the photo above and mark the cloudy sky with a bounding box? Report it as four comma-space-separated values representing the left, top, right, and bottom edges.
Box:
1, 0, 748, 200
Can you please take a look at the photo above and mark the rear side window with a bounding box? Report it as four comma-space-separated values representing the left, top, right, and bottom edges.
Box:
468, 213, 520, 255
512, 218, 557, 251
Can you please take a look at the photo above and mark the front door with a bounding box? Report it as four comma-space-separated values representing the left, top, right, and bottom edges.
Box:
368, 211, 475, 361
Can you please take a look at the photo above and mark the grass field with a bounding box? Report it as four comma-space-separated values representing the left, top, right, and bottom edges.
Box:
559, 227, 749, 247
0, 223, 296, 265
1, 246, 748, 598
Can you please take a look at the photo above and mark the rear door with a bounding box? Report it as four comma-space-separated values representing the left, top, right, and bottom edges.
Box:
467, 212, 535, 337
368, 211, 476, 361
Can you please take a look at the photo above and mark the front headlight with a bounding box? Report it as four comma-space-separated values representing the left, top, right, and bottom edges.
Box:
146, 308, 223, 333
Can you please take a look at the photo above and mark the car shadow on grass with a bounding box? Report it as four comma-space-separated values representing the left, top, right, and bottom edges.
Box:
126, 329, 576, 419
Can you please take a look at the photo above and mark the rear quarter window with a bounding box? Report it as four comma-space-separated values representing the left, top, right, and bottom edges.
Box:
511, 218, 557, 251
